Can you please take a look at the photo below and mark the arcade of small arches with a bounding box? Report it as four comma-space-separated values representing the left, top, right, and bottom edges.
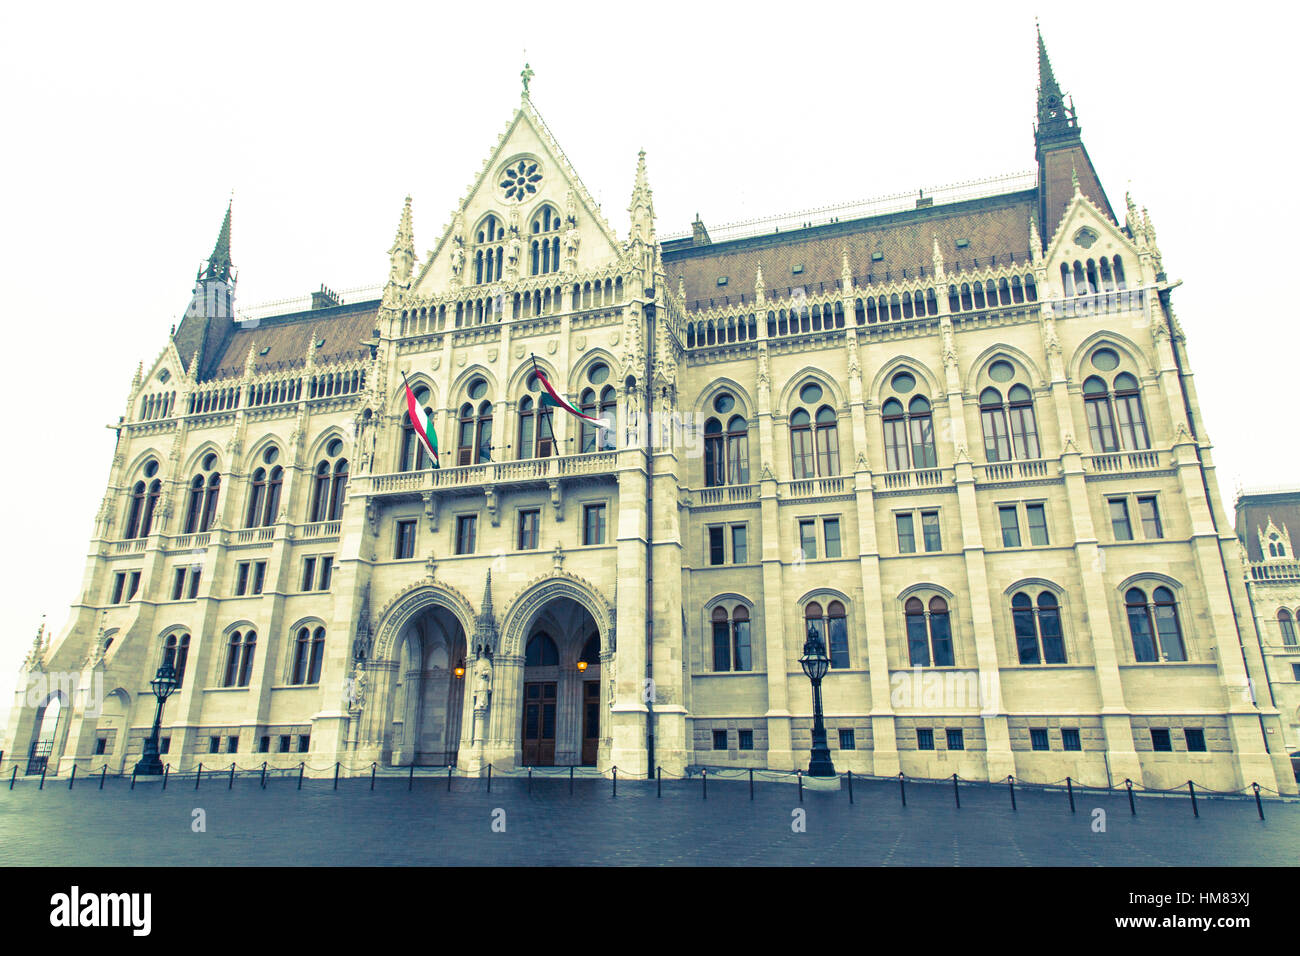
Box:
397, 276, 624, 335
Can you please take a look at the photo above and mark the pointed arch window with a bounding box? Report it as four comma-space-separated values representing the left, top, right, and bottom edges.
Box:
224, 630, 257, 687
1083, 377, 1119, 453
474, 215, 504, 285
980, 384, 1040, 462
727, 415, 750, 483
790, 409, 815, 479
530, 205, 562, 276
310, 439, 349, 522
883, 396, 937, 471
127, 478, 162, 539
813, 407, 839, 475
162, 633, 190, 687
184, 455, 221, 534
1126, 587, 1186, 662
1278, 609, 1297, 646
525, 633, 559, 666
291, 626, 326, 685
400, 385, 434, 471
1011, 591, 1066, 664
1112, 372, 1149, 450
905, 596, 954, 666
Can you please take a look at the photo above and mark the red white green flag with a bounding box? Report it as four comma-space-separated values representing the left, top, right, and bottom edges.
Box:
402, 373, 439, 468
533, 364, 607, 427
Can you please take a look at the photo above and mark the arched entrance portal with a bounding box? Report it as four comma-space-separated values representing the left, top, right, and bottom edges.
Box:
27, 692, 65, 775
386, 605, 467, 767
519, 597, 603, 767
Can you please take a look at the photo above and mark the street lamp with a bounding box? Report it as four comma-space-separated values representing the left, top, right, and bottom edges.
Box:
134, 662, 179, 776
798, 623, 836, 777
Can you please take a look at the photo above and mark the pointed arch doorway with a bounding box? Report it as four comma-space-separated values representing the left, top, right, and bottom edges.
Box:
520, 599, 603, 767
387, 605, 468, 767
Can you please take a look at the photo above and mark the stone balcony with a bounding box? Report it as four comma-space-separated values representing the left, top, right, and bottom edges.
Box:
366, 450, 619, 500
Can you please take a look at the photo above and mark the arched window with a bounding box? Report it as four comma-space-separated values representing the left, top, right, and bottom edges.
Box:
475, 214, 504, 285
475, 400, 493, 463
790, 409, 815, 479
1011, 591, 1066, 664
580, 388, 599, 453
310, 438, 348, 522
980, 388, 1011, 462
814, 407, 839, 475
599, 386, 617, 450
245, 469, 267, 529
517, 396, 536, 460
162, 633, 190, 687
184, 454, 221, 534
224, 630, 257, 687
1083, 377, 1119, 453
530, 205, 561, 276
525, 633, 559, 666
291, 626, 326, 685
400, 384, 433, 471
883, 394, 937, 471
712, 606, 754, 672
1278, 609, 1297, 646
1112, 372, 1149, 450
1126, 587, 1186, 662
125, 481, 147, 539
727, 415, 750, 483
905, 596, 954, 666
457, 403, 475, 466
805, 600, 849, 669
980, 383, 1040, 462
704, 417, 725, 486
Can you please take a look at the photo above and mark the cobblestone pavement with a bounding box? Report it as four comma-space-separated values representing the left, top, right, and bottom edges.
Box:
1, 772, 1295, 866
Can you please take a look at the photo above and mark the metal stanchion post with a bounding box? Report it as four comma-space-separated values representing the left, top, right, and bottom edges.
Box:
195, 764, 202, 790
229, 763, 235, 790
99, 765, 107, 790
952, 773, 959, 808
898, 772, 906, 806
656, 766, 661, 798
370, 762, 376, 790
1188, 780, 1198, 818
1066, 776, 1075, 813
847, 770, 853, 804
612, 766, 617, 798
409, 763, 415, 791
797, 770, 803, 802
1125, 778, 1135, 815
749, 767, 754, 801
1007, 775, 1016, 811
298, 762, 305, 790
68, 765, 76, 790
702, 767, 707, 801
261, 762, 268, 789
162, 763, 169, 790
1253, 783, 1264, 820
334, 762, 340, 790
487, 763, 492, 793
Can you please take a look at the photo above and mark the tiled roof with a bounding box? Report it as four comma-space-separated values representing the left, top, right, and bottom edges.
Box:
1235, 490, 1300, 563
662, 191, 1036, 311
1040, 142, 1115, 243
202, 299, 380, 382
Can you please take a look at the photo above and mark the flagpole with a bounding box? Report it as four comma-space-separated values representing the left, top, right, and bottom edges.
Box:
401, 370, 437, 470
530, 352, 558, 458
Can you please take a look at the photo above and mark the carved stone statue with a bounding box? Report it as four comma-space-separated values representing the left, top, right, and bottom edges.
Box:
564, 223, 580, 265
450, 237, 465, 278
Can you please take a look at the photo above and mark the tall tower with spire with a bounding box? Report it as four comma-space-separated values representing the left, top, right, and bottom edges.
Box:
1033, 26, 1116, 245
173, 201, 238, 380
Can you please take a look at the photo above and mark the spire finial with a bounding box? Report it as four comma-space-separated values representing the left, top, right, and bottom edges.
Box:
203, 200, 233, 282
1071, 162, 1081, 195
521, 61, 534, 97
931, 234, 945, 279
1035, 23, 1078, 147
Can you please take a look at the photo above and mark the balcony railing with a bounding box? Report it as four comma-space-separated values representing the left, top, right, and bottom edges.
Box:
696, 484, 758, 506
299, 521, 341, 539
234, 528, 275, 544
975, 459, 1053, 482
1248, 560, 1300, 582
1084, 450, 1162, 474
786, 476, 849, 498
370, 451, 619, 495
879, 467, 949, 491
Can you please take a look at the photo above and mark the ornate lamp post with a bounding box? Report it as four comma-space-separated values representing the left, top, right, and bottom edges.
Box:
798, 624, 836, 777
134, 663, 179, 776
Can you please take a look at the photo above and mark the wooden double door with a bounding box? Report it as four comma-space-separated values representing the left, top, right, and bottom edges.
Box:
521, 680, 600, 766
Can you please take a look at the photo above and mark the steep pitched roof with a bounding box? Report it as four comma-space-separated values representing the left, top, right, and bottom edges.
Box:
201, 299, 379, 381
662, 191, 1035, 310
1235, 490, 1300, 563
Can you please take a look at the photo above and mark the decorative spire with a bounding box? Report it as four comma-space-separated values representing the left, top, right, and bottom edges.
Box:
840, 247, 853, 290
1071, 162, 1081, 196
1035, 24, 1080, 148
627, 149, 655, 246
472, 571, 498, 659
386, 195, 416, 289
244, 342, 258, 378
755, 264, 766, 304
24, 617, 46, 669
1028, 215, 1041, 262
1125, 191, 1142, 241
202, 201, 233, 282
931, 235, 945, 279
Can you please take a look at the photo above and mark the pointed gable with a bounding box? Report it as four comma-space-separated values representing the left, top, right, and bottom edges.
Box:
413, 95, 621, 297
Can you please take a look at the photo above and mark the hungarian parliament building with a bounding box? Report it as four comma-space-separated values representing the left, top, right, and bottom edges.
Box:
7, 33, 1297, 794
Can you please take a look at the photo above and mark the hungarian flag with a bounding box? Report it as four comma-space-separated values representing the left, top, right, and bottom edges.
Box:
533, 366, 607, 427
402, 374, 439, 468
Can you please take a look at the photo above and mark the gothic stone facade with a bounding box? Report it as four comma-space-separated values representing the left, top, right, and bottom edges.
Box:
7, 41, 1296, 793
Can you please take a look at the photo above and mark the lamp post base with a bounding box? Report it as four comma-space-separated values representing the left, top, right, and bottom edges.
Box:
133, 757, 165, 776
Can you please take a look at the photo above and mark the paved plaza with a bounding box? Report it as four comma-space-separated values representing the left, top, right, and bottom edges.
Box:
1, 769, 1296, 866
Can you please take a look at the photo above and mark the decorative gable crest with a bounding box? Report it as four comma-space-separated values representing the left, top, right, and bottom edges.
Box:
1258, 517, 1293, 561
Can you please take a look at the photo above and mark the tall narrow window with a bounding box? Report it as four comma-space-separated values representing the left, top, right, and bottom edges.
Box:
1083, 377, 1119, 453
1113, 373, 1149, 451
896, 513, 916, 553
908, 397, 937, 468
882, 399, 909, 471
582, 503, 606, 545
395, 519, 416, 559
999, 505, 1022, 547
518, 509, 540, 550
905, 597, 929, 666
1026, 503, 1049, 545
704, 417, 724, 486
732, 606, 752, 671
125, 482, 146, 539
712, 607, 730, 672
928, 597, 954, 666
1125, 588, 1158, 662
1007, 385, 1040, 459
790, 410, 815, 479
457, 403, 475, 466
199, 473, 221, 532
291, 627, 312, 685
517, 397, 535, 460
980, 388, 1011, 462
245, 470, 266, 528
814, 407, 839, 475
921, 511, 942, 552
1138, 496, 1162, 538
1109, 498, 1133, 540
1279, 609, 1298, 646
731, 524, 748, 563
708, 526, 725, 565
727, 416, 750, 483
798, 519, 818, 560
826, 601, 849, 668
1013, 591, 1066, 664
1151, 587, 1186, 661
823, 518, 841, 559
580, 388, 599, 453
455, 515, 477, 555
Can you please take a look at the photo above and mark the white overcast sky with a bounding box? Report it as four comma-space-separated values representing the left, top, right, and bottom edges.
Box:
1, 1, 1295, 723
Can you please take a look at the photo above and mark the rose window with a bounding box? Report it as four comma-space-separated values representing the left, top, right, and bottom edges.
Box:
501, 160, 542, 201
